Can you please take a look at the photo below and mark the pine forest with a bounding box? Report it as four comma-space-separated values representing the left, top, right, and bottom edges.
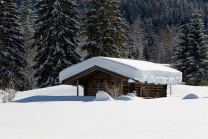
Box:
1, 0, 208, 91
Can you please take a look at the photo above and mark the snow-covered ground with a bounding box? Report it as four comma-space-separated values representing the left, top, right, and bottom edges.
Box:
0, 85, 208, 139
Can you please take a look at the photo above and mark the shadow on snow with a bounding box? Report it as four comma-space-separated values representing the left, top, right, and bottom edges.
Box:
13, 96, 95, 103
182, 94, 199, 99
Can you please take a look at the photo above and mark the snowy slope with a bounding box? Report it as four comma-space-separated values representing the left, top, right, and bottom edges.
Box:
13, 85, 85, 102
14, 85, 82, 98
0, 85, 207, 139
167, 84, 208, 98
60, 57, 182, 85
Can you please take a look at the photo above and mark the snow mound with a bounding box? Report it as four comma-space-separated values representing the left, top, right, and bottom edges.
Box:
127, 93, 137, 97
183, 94, 199, 99
116, 95, 140, 101
94, 91, 114, 101
13, 85, 84, 101
11, 85, 90, 103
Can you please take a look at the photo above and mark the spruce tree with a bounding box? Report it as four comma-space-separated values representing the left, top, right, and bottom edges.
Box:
143, 19, 157, 62
0, 0, 27, 90
33, 0, 81, 88
19, 0, 37, 89
158, 43, 165, 64
185, 11, 208, 85
172, 23, 191, 82
82, 0, 128, 59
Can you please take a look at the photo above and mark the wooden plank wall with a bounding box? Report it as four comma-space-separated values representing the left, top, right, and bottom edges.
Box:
83, 71, 167, 98
134, 82, 167, 97
85, 72, 124, 96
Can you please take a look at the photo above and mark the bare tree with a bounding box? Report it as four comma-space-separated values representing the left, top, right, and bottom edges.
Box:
130, 16, 144, 60
157, 25, 178, 63
104, 78, 120, 98
1, 76, 17, 103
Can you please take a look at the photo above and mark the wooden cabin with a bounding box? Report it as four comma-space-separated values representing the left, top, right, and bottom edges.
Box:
60, 57, 182, 98
62, 66, 167, 98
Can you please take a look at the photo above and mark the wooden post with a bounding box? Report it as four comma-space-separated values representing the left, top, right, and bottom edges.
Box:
170, 85, 172, 95
128, 83, 129, 93
106, 74, 108, 94
121, 78, 123, 95
148, 83, 150, 98
77, 80, 79, 96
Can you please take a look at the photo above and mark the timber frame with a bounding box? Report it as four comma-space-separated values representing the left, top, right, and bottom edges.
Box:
62, 66, 167, 98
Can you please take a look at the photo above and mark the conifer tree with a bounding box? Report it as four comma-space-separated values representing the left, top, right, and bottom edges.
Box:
0, 0, 27, 90
33, 0, 81, 88
82, 0, 128, 59
19, 0, 37, 89
158, 43, 165, 63
172, 23, 191, 82
143, 19, 157, 62
185, 11, 208, 85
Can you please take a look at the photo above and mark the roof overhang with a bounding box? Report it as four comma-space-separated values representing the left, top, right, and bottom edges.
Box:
62, 65, 130, 84
59, 57, 182, 85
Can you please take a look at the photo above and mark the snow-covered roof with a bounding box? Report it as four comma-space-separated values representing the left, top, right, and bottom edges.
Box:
59, 57, 182, 85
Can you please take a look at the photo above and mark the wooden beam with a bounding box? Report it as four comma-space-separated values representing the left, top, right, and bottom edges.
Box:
121, 78, 123, 95
148, 83, 150, 98
62, 65, 129, 84
77, 80, 79, 96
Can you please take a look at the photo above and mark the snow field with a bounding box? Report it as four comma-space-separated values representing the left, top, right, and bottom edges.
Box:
0, 85, 207, 139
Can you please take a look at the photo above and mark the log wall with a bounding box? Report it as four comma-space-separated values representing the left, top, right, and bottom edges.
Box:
84, 72, 124, 96
83, 71, 167, 98
134, 82, 167, 97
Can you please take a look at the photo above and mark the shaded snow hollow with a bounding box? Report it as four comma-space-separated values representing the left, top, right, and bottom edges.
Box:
59, 57, 182, 85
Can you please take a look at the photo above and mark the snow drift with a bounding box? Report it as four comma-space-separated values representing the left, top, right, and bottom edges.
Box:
116, 93, 140, 101
59, 57, 182, 85
127, 93, 137, 97
94, 91, 114, 101
183, 94, 199, 99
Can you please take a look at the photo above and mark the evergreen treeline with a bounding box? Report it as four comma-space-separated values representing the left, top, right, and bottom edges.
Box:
120, 0, 208, 31
32, 0, 81, 88
81, 0, 128, 59
0, 0, 27, 90
173, 11, 208, 85
1, 0, 208, 92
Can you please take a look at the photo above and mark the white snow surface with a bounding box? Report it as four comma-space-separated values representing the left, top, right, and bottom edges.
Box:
116, 93, 141, 101
127, 93, 137, 97
94, 91, 114, 101
59, 57, 182, 85
0, 85, 208, 139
